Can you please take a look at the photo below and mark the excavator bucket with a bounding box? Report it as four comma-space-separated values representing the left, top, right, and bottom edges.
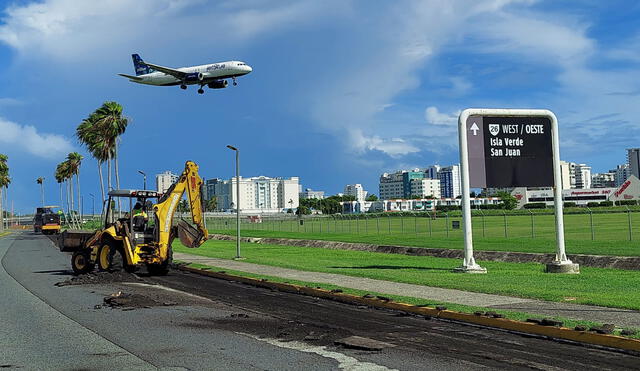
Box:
176, 220, 205, 248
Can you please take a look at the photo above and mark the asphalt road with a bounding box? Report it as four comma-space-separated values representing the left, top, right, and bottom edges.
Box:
1, 231, 639, 370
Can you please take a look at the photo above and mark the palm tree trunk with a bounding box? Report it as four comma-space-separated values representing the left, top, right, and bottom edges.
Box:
114, 140, 121, 217
98, 161, 105, 214
40, 183, 44, 207
76, 170, 81, 221
59, 183, 63, 213
107, 155, 112, 192
65, 180, 70, 225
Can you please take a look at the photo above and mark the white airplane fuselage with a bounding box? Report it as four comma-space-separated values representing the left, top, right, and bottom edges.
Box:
132, 61, 252, 86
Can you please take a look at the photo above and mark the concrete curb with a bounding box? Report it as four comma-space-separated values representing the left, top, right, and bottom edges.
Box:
209, 234, 640, 271
178, 264, 640, 353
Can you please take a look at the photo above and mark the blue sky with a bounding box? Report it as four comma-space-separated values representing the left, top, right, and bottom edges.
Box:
0, 0, 639, 213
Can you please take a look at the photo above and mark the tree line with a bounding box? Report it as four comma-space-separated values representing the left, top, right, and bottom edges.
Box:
42, 101, 129, 224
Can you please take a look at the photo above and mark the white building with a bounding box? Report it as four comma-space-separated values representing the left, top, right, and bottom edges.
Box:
344, 184, 368, 201
438, 165, 461, 198
300, 188, 325, 199
341, 197, 501, 213
591, 172, 615, 188
409, 178, 441, 199
559, 161, 572, 190
574, 163, 592, 189
629, 148, 640, 179
156, 171, 179, 193
563, 161, 591, 189
214, 176, 300, 213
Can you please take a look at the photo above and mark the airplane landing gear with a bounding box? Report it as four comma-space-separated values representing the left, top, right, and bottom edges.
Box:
232, 77, 238, 86
197, 88, 204, 94
180, 84, 187, 90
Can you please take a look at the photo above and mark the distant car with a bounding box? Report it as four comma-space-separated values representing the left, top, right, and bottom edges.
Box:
33, 207, 61, 235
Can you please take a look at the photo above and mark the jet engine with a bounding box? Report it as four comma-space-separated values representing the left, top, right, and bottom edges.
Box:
184, 72, 204, 82
207, 80, 229, 89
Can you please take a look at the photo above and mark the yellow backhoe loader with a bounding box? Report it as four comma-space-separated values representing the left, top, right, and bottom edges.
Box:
67, 161, 208, 275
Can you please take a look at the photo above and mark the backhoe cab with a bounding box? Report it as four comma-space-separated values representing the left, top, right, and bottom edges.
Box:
70, 161, 208, 275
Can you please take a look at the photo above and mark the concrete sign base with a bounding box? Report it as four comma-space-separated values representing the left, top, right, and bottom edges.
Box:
545, 261, 580, 274
454, 266, 488, 274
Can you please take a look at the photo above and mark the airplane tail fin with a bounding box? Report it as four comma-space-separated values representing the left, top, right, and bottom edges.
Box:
132, 54, 154, 76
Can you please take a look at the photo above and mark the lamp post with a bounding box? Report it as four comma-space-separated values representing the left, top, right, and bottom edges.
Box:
227, 145, 241, 259
138, 170, 147, 190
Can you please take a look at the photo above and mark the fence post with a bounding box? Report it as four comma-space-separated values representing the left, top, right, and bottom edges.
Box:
446, 212, 449, 238
587, 207, 594, 240
503, 211, 508, 238
364, 215, 368, 234
529, 209, 534, 238
627, 206, 633, 241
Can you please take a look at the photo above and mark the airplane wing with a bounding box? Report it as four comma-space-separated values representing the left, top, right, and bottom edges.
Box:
118, 73, 143, 81
142, 62, 188, 79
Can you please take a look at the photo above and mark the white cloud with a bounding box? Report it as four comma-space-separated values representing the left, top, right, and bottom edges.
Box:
425, 106, 459, 126
0, 0, 336, 61
0, 117, 73, 159
350, 129, 420, 158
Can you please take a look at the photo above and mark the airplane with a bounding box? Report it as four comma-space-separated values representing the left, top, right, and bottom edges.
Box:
118, 54, 252, 94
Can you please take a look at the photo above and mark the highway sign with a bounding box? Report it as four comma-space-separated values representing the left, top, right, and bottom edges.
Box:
467, 115, 553, 188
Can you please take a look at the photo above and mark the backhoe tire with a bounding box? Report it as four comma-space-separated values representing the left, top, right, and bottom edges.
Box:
71, 250, 94, 275
146, 247, 173, 276
97, 240, 125, 272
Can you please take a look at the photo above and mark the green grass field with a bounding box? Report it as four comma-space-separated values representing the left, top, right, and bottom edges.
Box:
174, 239, 640, 311
205, 210, 640, 256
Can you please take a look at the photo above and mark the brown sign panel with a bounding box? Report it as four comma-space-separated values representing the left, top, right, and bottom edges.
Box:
467, 115, 553, 188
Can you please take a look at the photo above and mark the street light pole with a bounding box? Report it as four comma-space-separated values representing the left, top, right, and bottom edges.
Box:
89, 193, 95, 219
227, 145, 241, 259
138, 170, 147, 190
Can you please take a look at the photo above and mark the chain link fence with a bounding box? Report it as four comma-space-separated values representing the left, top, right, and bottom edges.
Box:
204, 207, 640, 242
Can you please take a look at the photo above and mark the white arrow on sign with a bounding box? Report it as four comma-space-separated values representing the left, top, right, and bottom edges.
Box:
470, 122, 480, 136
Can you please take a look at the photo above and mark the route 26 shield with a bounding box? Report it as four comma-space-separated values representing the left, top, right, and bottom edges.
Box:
489, 124, 500, 136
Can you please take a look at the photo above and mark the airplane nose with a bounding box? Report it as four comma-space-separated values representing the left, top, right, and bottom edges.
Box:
246, 65, 253, 73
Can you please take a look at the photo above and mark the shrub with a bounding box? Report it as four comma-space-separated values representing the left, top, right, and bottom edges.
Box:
586, 202, 600, 208
599, 201, 614, 207
563, 202, 577, 208
524, 203, 547, 209
615, 200, 638, 206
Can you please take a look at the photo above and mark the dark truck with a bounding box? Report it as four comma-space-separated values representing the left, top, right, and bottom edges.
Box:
33, 207, 61, 235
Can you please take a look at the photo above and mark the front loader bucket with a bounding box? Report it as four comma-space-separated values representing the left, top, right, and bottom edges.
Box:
177, 220, 206, 248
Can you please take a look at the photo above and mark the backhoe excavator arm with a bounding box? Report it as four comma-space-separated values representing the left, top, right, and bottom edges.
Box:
153, 161, 208, 261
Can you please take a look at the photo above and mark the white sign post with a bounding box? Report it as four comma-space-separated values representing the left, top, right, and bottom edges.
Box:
456, 108, 579, 274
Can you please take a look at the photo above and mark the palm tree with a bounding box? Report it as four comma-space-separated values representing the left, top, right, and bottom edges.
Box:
0, 175, 10, 231
56, 161, 72, 225
0, 154, 9, 233
67, 152, 83, 217
36, 177, 45, 207
54, 166, 65, 221
77, 113, 106, 211
93, 101, 129, 194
